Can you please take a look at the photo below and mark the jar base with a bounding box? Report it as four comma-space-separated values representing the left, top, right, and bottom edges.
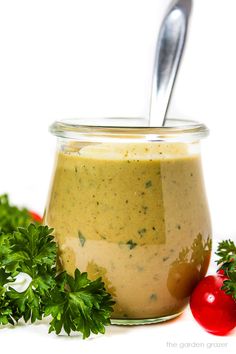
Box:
111, 311, 183, 326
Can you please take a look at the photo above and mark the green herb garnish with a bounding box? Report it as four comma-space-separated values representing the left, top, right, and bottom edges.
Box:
45, 269, 114, 338
216, 239, 236, 300
0, 194, 34, 233
0, 194, 114, 337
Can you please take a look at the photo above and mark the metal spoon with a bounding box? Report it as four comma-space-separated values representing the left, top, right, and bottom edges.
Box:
149, 0, 192, 127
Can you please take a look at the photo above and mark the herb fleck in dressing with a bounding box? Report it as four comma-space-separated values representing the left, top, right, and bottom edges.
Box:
45, 142, 211, 319
78, 231, 86, 247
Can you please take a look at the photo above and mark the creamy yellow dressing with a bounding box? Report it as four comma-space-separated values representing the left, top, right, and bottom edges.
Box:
44, 142, 211, 319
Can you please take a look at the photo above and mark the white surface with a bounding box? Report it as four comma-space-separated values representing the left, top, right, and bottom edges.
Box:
0, 0, 235, 352
0, 309, 235, 354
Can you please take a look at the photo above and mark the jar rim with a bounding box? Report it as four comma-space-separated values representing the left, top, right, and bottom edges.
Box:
50, 118, 209, 143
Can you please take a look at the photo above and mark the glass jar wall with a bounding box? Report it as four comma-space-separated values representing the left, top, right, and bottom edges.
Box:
44, 118, 212, 324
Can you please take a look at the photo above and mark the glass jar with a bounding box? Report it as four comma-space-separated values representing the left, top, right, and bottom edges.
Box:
44, 118, 212, 325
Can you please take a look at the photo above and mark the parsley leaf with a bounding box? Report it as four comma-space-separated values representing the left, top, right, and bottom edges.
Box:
6, 224, 57, 322
0, 194, 34, 233
45, 269, 115, 338
0, 297, 15, 325
0, 194, 115, 337
9, 224, 57, 275
0, 232, 12, 268
216, 239, 236, 300
216, 239, 236, 265
0, 268, 15, 325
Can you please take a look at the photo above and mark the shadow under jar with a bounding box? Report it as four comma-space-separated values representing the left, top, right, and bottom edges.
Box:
44, 118, 212, 325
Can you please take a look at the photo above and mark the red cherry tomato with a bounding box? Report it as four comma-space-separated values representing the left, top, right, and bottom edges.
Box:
190, 274, 236, 335
29, 210, 43, 223
217, 269, 225, 276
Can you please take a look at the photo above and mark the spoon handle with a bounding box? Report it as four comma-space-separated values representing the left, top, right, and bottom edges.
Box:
149, 0, 192, 127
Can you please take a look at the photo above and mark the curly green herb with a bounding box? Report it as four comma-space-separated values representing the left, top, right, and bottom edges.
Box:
0, 194, 114, 337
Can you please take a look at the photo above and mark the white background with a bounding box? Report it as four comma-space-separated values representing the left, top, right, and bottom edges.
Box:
0, 0, 235, 353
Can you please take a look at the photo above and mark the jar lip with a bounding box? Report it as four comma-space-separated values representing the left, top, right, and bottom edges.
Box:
50, 118, 209, 142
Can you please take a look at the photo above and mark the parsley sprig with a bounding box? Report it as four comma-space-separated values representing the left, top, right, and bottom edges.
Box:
45, 270, 114, 338
0, 194, 114, 337
216, 239, 236, 300
0, 194, 35, 233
